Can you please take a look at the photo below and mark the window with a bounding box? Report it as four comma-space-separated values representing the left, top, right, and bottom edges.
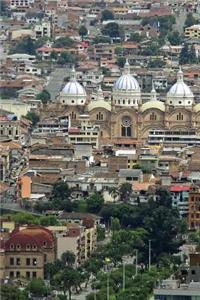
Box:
10, 257, 14, 265
32, 272, 37, 278
16, 258, 20, 265
150, 112, 157, 121
33, 258, 37, 266
121, 116, 132, 137
26, 258, 30, 266
32, 244, 37, 250
96, 112, 103, 121
26, 271, 30, 279
26, 244, 30, 250
16, 271, 20, 278
16, 244, 21, 250
177, 113, 183, 121
10, 271, 14, 278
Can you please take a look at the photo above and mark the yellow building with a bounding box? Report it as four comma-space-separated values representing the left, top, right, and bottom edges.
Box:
185, 24, 200, 39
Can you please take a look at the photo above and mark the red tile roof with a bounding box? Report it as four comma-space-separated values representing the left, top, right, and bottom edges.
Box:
170, 185, 191, 192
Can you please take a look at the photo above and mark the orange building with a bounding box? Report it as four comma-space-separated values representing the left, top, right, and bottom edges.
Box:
17, 175, 32, 199
188, 187, 200, 230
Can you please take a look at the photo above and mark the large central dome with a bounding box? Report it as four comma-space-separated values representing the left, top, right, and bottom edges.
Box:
112, 60, 141, 108
114, 60, 140, 91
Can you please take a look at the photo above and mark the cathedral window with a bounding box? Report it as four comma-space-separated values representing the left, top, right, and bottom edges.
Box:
150, 112, 157, 121
123, 100, 125, 104
177, 113, 183, 121
121, 116, 132, 137
71, 112, 76, 119
118, 100, 120, 104
96, 112, 103, 121
128, 100, 130, 104
71, 100, 75, 104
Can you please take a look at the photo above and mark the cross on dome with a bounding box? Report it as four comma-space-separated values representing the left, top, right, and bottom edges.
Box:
70, 65, 76, 81
123, 59, 130, 75
177, 67, 183, 82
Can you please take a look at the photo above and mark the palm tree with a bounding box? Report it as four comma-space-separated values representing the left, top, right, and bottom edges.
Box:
61, 251, 76, 267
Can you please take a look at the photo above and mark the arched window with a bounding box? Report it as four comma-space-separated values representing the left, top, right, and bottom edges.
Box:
177, 113, 183, 121
71, 112, 76, 120
121, 116, 132, 137
150, 112, 157, 121
96, 112, 103, 121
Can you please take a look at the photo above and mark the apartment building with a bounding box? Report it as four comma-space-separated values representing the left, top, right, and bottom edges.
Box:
185, 24, 200, 39
188, 187, 200, 230
0, 226, 56, 280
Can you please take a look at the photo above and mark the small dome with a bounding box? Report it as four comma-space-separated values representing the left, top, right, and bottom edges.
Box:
113, 59, 140, 91
62, 81, 86, 96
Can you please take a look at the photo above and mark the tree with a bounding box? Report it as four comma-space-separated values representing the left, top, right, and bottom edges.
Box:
10, 36, 36, 55
11, 212, 39, 225
27, 278, 48, 297
102, 22, 121, 38
36, 89, 51, 104
101, 67, 111, 76
58, 51, 76, 64
40, 215, 59, 226
24, 111, 39, 126
179, 44, 198, 65
97, 225, 105, 241
53, 37, 75, 48
52, 181, 70, 201
92, 35, 111, 44
148, 59, 166, 68
185, 13, 197, 28
50, 50, 58, 61
119, 183, 132, 202
116, 57, 126, 68
168, 31, 183, 46
61, 251, 76, 267
1, 284, 28, 300
101, 9, 115, 22
129, 32, 142, 42
86, 192, 104, 213
114, 46, 123, 56
79, 25, 88, 40
54, 268, 79, 300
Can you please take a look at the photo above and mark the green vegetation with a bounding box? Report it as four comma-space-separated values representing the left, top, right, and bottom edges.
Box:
24, 111, 39, 126
53, 36, 75, 48
36, 89, 51, 104
92, 35, 111, 44
168, 31, 183, 45
142, 15, 176, 38
27, 278, 49, 297
184, 13, 197, 28
116, 57, 126, 68
179, 44, 198, 65
102, 22, 124, 40
58, 51, 77, 65
101, 9, 115, 22
79, 25, 88, 40
129, 32, 143, 43
148, 59, 166, 68
86, 192, 104, 214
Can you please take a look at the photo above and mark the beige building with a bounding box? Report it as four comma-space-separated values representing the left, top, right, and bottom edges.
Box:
185, 24, 200, 39
1, 226, 55, 280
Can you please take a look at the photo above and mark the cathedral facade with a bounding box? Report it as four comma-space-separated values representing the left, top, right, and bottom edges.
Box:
46, 62, 200, 143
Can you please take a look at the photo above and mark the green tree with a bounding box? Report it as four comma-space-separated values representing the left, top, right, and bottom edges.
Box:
27, 278, 48, 297
36, 89, 51, 104
92, 35, 111, 44
117, 56, 126, 68
58, 51, 76, 64
102, 22, 121, 38
61, 251, 76, 267
185, 13, 197, 28
79, 25, 88, 40
179, 44, 197, 64
86, 192, 104, 213
101, 67, 111, 76
10, 36, 36, 55
24, 111, 39, 126
168, 31, 183, 45
119, 182, 132, 202
50, 50, 58, 60
1, 284, 28, 300
148, 59, 166, 68
11, 212, 39, 225
115, 46, 123, 56
97, 225, 105, 241
54, 268, 79, 300
129, 32, 142, 42
40, 215, 59, 226
101, 9, 115, 22
53, 37, 75, 48
52, 181, 70, 201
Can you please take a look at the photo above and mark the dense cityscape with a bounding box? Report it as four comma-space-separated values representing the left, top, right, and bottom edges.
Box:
0, 0, 200, 299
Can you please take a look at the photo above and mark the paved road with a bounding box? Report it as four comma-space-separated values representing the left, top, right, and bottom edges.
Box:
46, 67, 69, 101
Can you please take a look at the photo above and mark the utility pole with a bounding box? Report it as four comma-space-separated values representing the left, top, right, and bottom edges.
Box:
149, 240, 151, 270
122, 260, 125, 291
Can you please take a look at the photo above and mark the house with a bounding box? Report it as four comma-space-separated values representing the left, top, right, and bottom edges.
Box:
170, 185, 191, 217
118, 169, 143, 183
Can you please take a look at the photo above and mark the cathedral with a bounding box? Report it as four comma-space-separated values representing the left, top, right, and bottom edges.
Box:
44, 61, 200, 143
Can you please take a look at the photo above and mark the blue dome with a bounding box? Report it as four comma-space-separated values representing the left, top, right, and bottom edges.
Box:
62, 81, 86, 96
114, 74, 140, 91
